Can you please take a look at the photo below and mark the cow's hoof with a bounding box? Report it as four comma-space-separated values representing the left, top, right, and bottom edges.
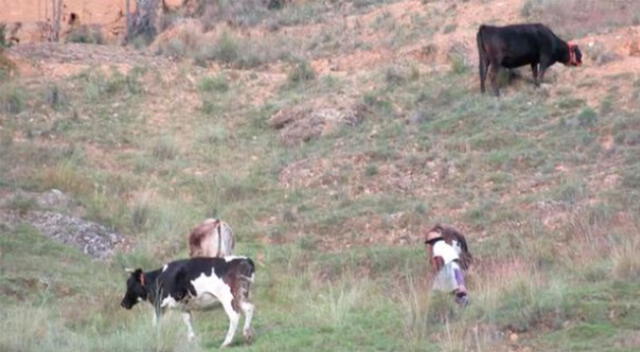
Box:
243, 328, 255, 344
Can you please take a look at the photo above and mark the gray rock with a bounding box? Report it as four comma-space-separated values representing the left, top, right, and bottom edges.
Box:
24, 211, 124, 260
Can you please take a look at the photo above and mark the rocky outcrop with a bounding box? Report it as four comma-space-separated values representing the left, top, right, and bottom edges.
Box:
0, 189, 124, 260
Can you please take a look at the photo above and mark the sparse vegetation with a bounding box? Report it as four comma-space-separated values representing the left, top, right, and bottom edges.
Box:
65, 25, 105, 44
522, 0, 640, 38
2, 0, 640, 351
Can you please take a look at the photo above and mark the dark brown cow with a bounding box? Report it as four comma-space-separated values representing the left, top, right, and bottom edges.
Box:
477, 23, 582, 96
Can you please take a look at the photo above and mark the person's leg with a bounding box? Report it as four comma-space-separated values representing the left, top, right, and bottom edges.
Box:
453, 265, 468, 306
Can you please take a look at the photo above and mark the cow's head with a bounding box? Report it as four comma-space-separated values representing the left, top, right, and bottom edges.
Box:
120, 268, 147, 309
567, 42, 582, 66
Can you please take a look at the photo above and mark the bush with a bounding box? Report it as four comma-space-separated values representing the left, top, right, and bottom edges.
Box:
65, 25, 105, 44
198, 75, 229, 93
43, 84, 68, 110
287, 60, 316, 85
152, 137, 179, 161
0, 83, 27, 114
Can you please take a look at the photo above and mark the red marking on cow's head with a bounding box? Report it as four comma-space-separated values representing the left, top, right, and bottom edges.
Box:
568, 42, 582, 66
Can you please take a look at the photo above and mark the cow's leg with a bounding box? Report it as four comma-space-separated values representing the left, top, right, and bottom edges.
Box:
531, 63, 539, 87
182, 311, 196, 341
220, 299, 241, 348
537, 55, 552, 85
489, 61, 501, 96
479, 55, 489, 94
240, 301, 255, 343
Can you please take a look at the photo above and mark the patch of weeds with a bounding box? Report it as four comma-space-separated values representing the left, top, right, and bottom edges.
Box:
0, 82, 27, 114
65, 25, 105, 44
297, 235, 317, 251
448, 44, 470, 75
443, 23, 457, 34
384, 64, 418, 89
599, 96, 614, 116
43, 84, 68, 110
198, 75, 229, 93
38, 163, 93, 196
151, 137, 179, 161
131, 201, 153, 233
287, 60, 316, 86
80, 70, 142, 102
576, 107, 598, 127
365, 164, 379, 177
414, 203, 428, 215
553, 178, 586, 205
199, 125, 229, 144
3, 195, 38, 216
0, 50, 17, 80
363, 92, 395, 118
622, 165, 640, 189
210, 32, 241, 64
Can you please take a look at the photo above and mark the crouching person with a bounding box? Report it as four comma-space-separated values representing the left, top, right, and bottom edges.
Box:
425, 226, 469, 306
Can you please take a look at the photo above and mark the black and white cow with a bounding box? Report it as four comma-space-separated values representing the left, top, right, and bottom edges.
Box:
120, 256, 255, 348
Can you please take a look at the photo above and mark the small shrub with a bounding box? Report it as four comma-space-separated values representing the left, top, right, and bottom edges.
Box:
0, 24, 8, 48
365, 164, 379, 177
287, 60, 316, 86
4, 195, 37, 216
577, 108, 598, 127
0, 51, 17, 80
443, 23, 457, 34
131, 202, 152, 233
0, 83, 27, 114
199, 125, 228, 144
39, 163, 93, 196
152, 137, 179, 161
448, 44, 470, 75
199, 0, 270, 29
65, 25, 105, 44
622, 166, 640, 189
198, 75, 229, 93
211, 32, 240, 64
611, 237, 640, 280
43, 84, 68, 110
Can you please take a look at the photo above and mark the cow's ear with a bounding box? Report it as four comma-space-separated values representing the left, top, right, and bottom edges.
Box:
133, 268, 144, 281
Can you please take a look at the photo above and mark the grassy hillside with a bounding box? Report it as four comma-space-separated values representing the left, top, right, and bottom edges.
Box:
1, 0, 640, 351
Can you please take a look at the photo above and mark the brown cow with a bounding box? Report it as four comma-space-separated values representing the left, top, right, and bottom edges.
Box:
188, 218, 235, 258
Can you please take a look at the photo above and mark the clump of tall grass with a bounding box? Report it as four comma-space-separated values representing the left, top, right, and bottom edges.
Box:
287, 60, 316, 86
0, 82, 27, 114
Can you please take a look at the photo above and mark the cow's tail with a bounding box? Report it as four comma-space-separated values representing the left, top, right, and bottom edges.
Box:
236, 259, 255, 305
476, 25, 487, 55
238, 258, 255, 283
